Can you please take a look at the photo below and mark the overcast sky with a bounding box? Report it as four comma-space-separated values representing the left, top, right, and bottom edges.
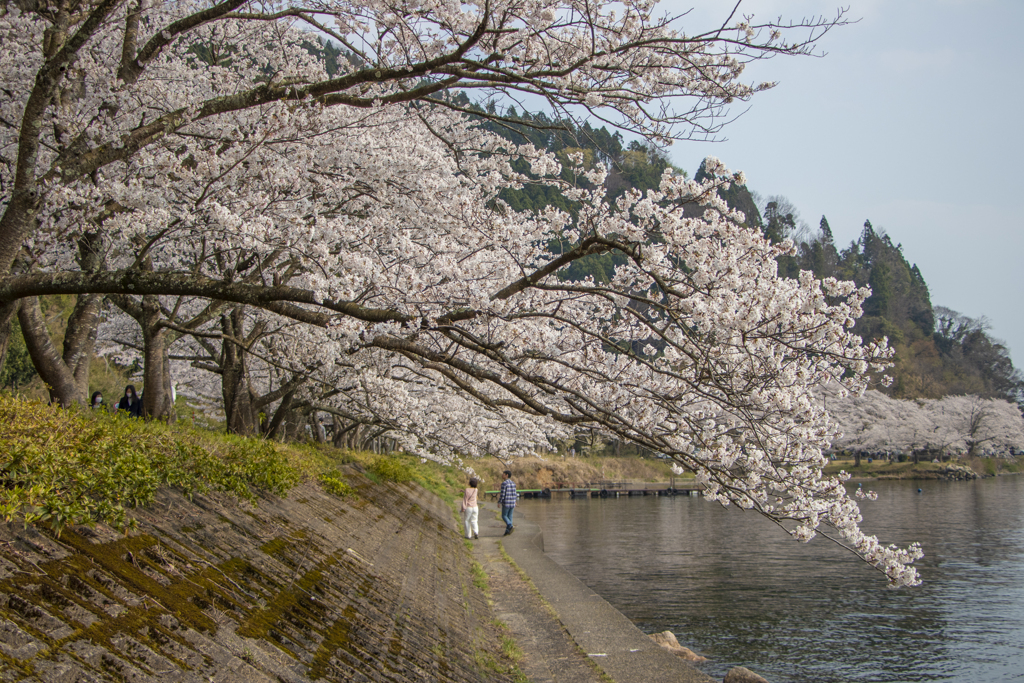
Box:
660, 0, 1024, 366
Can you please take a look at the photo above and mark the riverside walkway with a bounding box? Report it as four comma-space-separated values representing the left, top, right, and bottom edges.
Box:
473, 500, 715, 683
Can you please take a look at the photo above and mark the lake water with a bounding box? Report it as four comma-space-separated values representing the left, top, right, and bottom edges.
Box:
519, 476, 1024, 683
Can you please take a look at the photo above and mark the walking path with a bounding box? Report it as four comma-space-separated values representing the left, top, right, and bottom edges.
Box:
472, 501, 715, 683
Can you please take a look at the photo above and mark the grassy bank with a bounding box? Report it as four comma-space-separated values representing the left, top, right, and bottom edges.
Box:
824, 456, 1024, 480
35, 392, 1021, 537
0, 394, 693, 534
463, 454, 682, 491
0, 395, 471, 533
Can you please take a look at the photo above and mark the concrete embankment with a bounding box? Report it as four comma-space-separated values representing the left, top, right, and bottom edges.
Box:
0, 472, 713, 683
0, 469, 514, 682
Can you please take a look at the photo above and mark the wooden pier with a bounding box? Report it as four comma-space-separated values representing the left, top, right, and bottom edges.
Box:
487, 480, 703, 501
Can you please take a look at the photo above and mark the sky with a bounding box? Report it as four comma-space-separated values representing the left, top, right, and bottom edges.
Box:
658, 0, 1024, 366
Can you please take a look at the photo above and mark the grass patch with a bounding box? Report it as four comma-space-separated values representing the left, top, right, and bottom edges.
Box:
0, 395, 478, 534
366, 456, 415, 484
317, 470, 356, 498
470, 560, 489, 593
825, 456, 1024, 480
0, 396, 300, 533
500, 633, 523, 662
473, 648, 502, 674
823, 458, 947, 479
466, 454, 683, 491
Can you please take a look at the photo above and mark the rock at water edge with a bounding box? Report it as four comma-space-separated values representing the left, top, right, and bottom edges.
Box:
648, 630, 708, 663
724, 665, 770, 683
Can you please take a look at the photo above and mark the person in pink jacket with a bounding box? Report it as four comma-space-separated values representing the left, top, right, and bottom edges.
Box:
461, 478, 480, 540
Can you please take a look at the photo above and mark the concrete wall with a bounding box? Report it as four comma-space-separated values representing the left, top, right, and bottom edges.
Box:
0, 469, 514, 682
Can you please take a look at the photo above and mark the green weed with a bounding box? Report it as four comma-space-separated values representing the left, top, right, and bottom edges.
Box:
318, 471, 356, 498
0, 396, 300, 534
984, 458, 998, 477
367, 456, 415, 483
470, 560, 488, 593
500, 634, 523, 662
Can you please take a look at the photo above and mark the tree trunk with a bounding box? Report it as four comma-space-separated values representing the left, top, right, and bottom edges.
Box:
332, 418, 366, 450
220, 308, 258, 435
140, 295, 175, 421
13, 230, 104, 406
263, 389, 296, 440
0, 302, 19, 382
17, 295, 99, 406
311, 411, 326, 443
64, 292, 101, 388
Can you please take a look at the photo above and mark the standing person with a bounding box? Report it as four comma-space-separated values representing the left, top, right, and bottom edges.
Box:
90, 391, 104, 410
499, 470, 517, 536
461, 478, 480, 540
116, 385, 142, 418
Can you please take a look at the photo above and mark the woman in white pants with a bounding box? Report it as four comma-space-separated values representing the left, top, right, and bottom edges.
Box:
461, 478, 479, 540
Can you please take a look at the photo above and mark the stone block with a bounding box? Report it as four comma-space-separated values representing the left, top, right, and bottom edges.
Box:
0, 615, 46, 661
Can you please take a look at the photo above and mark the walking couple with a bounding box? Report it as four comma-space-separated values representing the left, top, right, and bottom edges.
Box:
461, 470, 517, 539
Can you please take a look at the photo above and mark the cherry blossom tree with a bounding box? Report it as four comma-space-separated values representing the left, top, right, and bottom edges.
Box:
0, 0, 932, 585
827, 389, 1024, 458
926, 394, 1024, 457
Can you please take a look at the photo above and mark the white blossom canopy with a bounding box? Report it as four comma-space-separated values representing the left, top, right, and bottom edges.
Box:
0, 0, 925, 585
828, 389, 1024, 458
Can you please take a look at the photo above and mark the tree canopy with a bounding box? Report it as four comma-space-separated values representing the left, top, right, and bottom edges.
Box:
0, 0, 929, 585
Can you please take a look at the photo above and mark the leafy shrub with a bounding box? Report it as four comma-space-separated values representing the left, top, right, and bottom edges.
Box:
318, 471, 355, 498
367, 456, 415, 483
0, 396, 300, 534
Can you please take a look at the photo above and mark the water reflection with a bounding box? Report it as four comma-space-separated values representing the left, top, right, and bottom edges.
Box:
521, 477, 1024, 683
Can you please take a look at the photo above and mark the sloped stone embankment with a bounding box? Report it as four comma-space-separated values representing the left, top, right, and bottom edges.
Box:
0, 469, 514, 683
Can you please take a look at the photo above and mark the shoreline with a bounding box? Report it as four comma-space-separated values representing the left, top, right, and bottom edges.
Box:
477, 499, 716, 683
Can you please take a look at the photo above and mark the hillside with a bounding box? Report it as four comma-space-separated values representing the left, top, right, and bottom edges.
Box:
466, 111, 1023, 406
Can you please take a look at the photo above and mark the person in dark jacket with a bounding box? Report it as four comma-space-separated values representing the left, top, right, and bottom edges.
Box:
116, 385, 142, 417
499, 470, 517, 536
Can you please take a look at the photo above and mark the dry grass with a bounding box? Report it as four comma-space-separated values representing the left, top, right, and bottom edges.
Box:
464, 455, 678, 490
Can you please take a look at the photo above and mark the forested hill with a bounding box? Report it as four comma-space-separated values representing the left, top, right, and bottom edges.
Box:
471, 109, 1023, 406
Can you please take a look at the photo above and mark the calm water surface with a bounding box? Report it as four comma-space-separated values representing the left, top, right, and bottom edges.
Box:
519, 476, 1024, 683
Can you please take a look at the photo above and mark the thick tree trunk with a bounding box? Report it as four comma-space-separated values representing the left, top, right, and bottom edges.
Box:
10, 229, 104, 405
17, 295, 99, 406
19, 297, 78, 405
311, 412, 327, 443
140, 295, 175, 421
64, 292, 101, 387
220, 308, 258, 435
222, 359, 258, 434
264, 390, 296, 440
